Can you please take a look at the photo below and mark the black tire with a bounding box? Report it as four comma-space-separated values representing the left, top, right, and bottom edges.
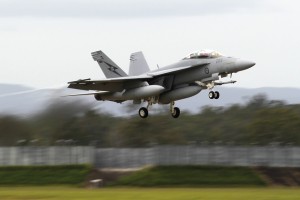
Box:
139, 107, 148, 118
208, 91, 215, 99
214, 91, 220, 99
171, 107, 180, 118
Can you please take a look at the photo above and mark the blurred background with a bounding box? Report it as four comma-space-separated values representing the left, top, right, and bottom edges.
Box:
1, 86, 300, 172
0, 0, 300, 199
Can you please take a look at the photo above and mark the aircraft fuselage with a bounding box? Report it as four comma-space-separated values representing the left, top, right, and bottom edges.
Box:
68, 50, 255, 118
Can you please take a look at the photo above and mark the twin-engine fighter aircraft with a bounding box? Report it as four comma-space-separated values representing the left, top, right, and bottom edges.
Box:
68, 50, 255, 118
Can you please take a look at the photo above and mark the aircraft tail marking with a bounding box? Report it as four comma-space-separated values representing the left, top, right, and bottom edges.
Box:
91, 50, 128, 78
129, 51, 150, 76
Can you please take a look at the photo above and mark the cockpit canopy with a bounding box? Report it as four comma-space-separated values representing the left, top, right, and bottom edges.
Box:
183, 50, 223, 60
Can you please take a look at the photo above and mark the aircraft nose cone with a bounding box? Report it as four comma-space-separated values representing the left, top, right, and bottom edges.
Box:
235, 60, 256, 71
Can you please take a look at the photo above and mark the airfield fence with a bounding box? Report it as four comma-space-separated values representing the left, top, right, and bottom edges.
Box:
0, 146, 300, 167
94, 146, 300, 168
0, 146, 94, 166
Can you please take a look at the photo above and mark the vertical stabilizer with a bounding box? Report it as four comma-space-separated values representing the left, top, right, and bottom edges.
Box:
129, 52, 150, 76
91, 50, 127, 78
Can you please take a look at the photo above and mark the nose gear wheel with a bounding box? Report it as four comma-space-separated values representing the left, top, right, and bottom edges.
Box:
209, 91, 220, 99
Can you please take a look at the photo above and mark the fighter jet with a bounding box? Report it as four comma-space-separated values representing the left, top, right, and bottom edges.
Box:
68, 50, 255, 118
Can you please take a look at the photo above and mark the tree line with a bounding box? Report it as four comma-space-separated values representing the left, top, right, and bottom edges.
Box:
0, 94, 300, 147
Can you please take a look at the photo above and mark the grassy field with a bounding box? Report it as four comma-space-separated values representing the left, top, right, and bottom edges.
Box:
0, 187, 300, 200
111, 166, 266, 186
0, 165, 90, 185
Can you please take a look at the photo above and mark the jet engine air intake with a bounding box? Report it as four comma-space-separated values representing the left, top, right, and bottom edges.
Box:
94, 93, 102, 101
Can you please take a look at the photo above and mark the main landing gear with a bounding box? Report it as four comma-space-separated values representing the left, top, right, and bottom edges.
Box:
138, 107, 148, 118
170, 101, 180, 118
208, 91, 220, 99
138, 101, 180, 119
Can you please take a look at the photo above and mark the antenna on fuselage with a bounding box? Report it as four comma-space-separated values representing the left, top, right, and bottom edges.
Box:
157, 64, 160, 69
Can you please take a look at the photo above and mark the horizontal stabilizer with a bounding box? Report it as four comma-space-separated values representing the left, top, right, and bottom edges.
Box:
62, 91, 108, 97
68, 75, 153, 92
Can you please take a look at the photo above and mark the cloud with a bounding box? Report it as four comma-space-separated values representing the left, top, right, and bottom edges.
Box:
0, 0, 268, 18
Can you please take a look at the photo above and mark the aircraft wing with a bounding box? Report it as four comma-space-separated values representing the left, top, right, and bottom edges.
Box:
68, 63, 208, 92
63, 91, 109, 97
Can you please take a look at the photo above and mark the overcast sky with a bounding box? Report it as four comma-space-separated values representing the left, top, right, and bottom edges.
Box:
0, 0, 299, 88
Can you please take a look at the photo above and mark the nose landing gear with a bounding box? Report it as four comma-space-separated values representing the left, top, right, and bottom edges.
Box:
208, 91, 220, 99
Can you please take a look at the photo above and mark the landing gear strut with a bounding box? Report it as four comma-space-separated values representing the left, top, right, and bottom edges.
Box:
208, 91, 220, 99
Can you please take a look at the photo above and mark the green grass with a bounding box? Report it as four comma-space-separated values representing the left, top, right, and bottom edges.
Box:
0, 187, 300, 200
111, 166, 266, 187
0, 165, 91, 185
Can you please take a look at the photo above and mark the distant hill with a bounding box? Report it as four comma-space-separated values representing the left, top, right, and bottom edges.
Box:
176, 87, 300, 113
0, 84, 33, 94
0, 83, 299, 116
